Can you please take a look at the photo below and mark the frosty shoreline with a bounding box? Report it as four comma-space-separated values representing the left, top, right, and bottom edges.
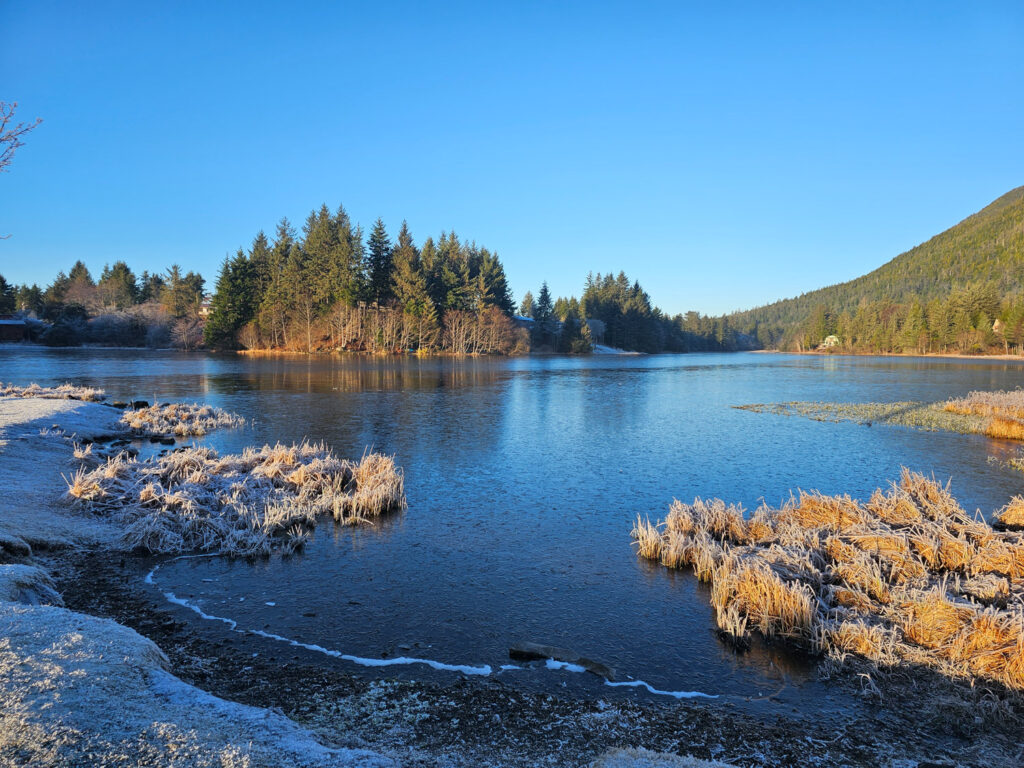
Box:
0, 395, 731, 768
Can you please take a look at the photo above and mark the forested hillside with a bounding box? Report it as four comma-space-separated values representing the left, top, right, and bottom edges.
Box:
731, 186, 1024, 353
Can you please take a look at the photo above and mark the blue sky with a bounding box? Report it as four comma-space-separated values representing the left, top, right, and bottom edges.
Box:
1, 1, 1022, 315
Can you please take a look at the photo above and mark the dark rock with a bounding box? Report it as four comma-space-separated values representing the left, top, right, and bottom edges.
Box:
130, 400, 149, 409
508, 642, 615, 680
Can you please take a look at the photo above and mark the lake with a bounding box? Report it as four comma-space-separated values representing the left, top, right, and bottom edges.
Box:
3, 347, 1023, 709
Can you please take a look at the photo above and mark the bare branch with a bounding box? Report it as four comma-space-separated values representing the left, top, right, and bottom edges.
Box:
0, 101, 43, 173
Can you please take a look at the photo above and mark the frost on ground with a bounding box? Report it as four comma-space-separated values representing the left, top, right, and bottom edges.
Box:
0, 397, 124, 552
0, 603, 394, 768
0, 564, 63, 606
0, 394, 398, 767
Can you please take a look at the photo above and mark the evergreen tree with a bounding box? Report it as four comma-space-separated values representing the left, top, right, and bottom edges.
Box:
366, 218, 394, 305
258, 218, 295, 347
519, 291, 535, 318
138, 271, 165, 303
97, 261, 138, 309
204, 249, 257, 349
532, 282, 556, 347
161, 265, 205, 318
0, 274, 14, 313
392, 221, 431, 314
15, 283, 42, 314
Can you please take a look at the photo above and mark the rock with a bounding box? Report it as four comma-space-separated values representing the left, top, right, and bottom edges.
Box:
130, 400, 149, 409
508, 642, 616, 680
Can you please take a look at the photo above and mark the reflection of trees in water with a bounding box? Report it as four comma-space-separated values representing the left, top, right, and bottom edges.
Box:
207, 357, 507, 394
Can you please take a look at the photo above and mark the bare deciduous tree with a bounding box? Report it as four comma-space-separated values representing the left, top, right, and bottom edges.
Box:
0, 101, 41, 174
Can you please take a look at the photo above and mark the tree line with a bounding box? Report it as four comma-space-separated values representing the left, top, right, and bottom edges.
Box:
519, 272, 745, 353
0, 260, 205, 347
774, 282, 1024, 355
203, 205, 527, 354
2, 204, 738, 356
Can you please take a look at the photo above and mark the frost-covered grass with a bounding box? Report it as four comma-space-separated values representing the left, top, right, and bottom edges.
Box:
66, 442, 406, 556
0, 381, 106, 402
735, 400, 988, 433
121, 402, 245, 437
633, 470, 1024, 691
738, 390, 1024, 444
945, 390, 1024, 440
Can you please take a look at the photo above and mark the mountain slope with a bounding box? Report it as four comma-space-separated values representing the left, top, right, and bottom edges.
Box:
731, 186, 1024, 343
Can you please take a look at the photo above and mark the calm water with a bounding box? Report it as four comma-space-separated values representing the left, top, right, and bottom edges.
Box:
4, 348, 1024, 706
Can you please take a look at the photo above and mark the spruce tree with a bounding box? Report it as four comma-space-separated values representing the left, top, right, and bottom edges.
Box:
367, 218, 393, 305
532, 282, 556, 348
519, 291, 535, 318
97, 261, 138, 309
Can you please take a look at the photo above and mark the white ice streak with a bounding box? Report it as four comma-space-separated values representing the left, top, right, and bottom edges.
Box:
146, 561, 716, 698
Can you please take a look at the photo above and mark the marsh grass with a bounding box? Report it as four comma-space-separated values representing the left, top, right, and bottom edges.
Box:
631, 470, 1024, 690
121, 402, 245, 437
66, 441, 406, 556
0, 381, 106, 402
738, 390, 1024, 448
995, 497, 1024, 530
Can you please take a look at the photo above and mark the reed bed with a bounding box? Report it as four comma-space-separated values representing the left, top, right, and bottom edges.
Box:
995, 497, 1024, 531
0, 381, 106, 402
631, 470, 1024, 690
65, 441, 406, 556
120, 402, 245, 437
738, 390, 1024, 445
945, 390, 1024, 440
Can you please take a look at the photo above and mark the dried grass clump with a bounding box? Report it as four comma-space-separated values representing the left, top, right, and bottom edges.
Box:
631, 469, 1024, 690
945, 390, 1024, 441
66, 441, 406, 556
0, 381, 106, 401
995, 496, 1024, 530
120, 402, 245, 437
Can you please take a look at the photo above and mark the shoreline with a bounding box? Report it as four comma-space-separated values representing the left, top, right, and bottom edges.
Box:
754, 348, 1024, 362
2, 395, 1022, 766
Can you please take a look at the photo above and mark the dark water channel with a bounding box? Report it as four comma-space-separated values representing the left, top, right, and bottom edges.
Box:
4, 348, 1024, 709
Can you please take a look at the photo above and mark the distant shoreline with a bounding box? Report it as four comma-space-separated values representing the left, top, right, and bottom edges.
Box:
754, 349, 1024, 362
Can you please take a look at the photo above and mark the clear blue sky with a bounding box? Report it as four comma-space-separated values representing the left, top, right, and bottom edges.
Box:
2, 1, 1022, 315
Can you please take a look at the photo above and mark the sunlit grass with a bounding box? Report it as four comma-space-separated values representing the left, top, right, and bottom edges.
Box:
632, 470, 1024, 690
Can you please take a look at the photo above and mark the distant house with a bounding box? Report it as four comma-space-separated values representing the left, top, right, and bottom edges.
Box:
512, 315, 534, 330
198, 296, 213, 318
819, 334, 840, 350
0, 315, 27, 342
